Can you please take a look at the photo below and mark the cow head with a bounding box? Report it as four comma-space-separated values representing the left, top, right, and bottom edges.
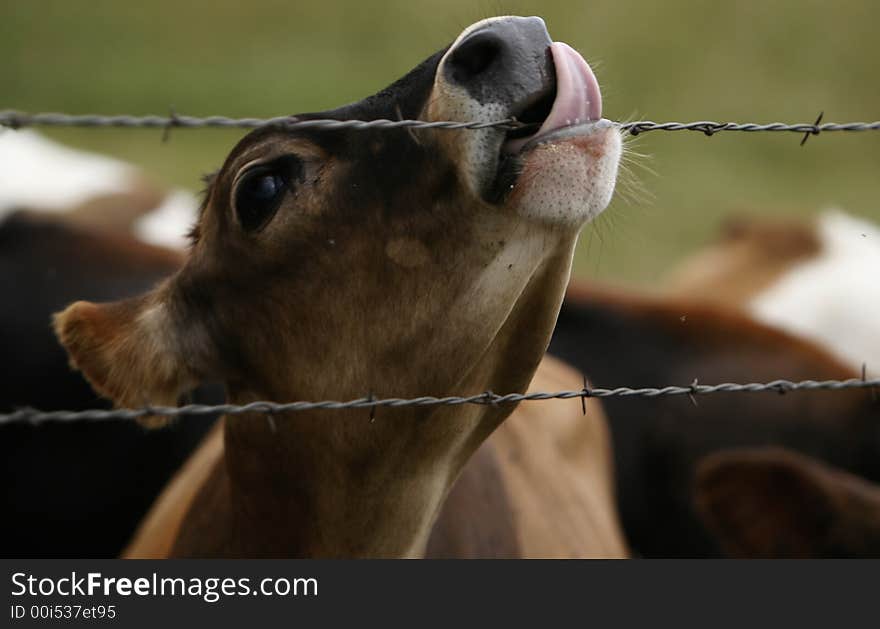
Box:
55, 16, 621, 556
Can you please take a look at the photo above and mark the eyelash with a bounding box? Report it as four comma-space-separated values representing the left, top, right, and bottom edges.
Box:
233, 156, 303, 232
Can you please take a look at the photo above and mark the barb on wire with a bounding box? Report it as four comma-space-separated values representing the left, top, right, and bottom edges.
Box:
2, 377, 878, 426
800, 111, 824, 146
619, 120, 880, 136
2, 110, 880, 137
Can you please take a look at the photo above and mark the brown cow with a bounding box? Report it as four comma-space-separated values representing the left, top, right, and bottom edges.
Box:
695, 447, 880, 557
55, 16, 624, 557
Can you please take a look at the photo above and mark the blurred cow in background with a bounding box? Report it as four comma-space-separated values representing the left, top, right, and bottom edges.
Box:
0, 129, 196, 249
547, 210, 880, 557
664, 210, 880, 379
549, 280, 880, 557
695, 447, 880, 557
0, 130, 215, 557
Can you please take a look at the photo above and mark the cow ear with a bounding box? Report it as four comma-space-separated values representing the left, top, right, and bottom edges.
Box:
53, 292, 199, 428
693, 448, 834, 558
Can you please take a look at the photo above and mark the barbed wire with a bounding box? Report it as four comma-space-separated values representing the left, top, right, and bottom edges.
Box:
0, 112, 525, 133
2, 110, 879, 426
2, 110, 880, 137
2, 377, 878, 425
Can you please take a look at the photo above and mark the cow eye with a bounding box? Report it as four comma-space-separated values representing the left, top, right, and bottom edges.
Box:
233, 156, 302, 232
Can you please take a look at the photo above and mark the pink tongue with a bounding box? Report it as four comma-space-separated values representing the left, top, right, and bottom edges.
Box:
543, 42, 602, 130
505, 42, 602, 153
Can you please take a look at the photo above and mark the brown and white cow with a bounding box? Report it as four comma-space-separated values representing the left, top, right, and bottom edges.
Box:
55, 16, 624, 557
548, 281, 880, 557
664, 210, 880, 378
0, 129, 199, 250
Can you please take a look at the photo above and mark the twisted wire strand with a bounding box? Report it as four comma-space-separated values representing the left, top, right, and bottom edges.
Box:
2, 110, 880, 136
0, 111, 524, 132
3, 378, 878, 425
620, 120, 880, 135
2, 111, 879, 425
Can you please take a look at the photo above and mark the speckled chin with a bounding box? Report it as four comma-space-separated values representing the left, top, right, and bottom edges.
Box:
506, 123, 622, 228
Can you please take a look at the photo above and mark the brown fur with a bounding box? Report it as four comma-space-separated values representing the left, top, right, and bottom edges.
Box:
425, 439, 520, 558
695, 447, 880, 557
49, 212, 195, 425
126, 357, 628, 559
449, 357, 626, 558
14, 209, 183, 271
62, 175, 167, 234
54, 291, 198, 426
663, 215, 821, 307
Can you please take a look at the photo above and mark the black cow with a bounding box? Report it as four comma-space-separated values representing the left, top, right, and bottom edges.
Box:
0, 211, 216, 557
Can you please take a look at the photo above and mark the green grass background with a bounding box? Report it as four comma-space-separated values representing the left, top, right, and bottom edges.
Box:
3, 0, 878, 284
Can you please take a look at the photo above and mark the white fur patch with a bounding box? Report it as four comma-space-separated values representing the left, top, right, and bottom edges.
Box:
0, 130, 134, 221
749, 210, 880, 377
133, 189, 199, 250
0, 129, 196, 251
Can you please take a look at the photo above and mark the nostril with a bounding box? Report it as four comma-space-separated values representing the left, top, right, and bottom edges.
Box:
446, 31, 504, 85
